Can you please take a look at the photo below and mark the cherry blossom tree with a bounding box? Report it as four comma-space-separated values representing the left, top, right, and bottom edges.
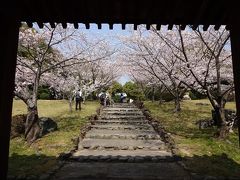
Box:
51, 57, 120, 112
121, 25, 233, 137
151, 25, 232, 138
121, 27, 188, 111
15, 23, 116, 143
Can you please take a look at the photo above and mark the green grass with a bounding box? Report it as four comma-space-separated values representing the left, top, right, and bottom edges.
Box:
145, 99, 240, 177
9, 100, 99, 177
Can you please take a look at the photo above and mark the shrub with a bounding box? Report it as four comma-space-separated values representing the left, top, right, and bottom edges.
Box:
39, 92, 50, 100
162, 92, 175, 102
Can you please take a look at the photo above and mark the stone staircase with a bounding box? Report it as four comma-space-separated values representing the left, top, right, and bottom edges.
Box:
71, 103, 173, 162
52, 103, 190, 179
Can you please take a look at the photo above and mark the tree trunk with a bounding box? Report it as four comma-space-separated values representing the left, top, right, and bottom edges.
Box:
25, 106, 40, 144
152, 86, 155, 102
214, 106, 229, 139
159, 96, 163, 105
82, 95, 85, 104
218, 124, 229, 139
69, 96, 73, 112
25, 73, 41, 143
174, 95, 181, 112
213, 107, 223, 127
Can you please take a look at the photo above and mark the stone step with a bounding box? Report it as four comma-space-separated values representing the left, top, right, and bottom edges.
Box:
103, 108, 140, 111
87, 129, 159, 135
92, 120, 149, 125
95, 119, 148, 122
85, 134, 161, 140
85, 129, 161, 140
101, 111, 143, 115
71, 149, 174, 162
79, 138, 167, 150
100, 115, 145, 119
91, 124, 154, 130
52, 162, 190, 180
110, 104, 136, 108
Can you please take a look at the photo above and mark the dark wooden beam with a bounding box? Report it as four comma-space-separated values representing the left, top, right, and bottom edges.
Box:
192, 0, 209, 30
191, 24, 198, 30
26, 21, 33, 28
180, 24, 186, 30
230, 24, 240, 147
61, 22, 67, 29
85, 23, 90, 29
122, 23, 126, 30
168, 24, 173, 30
146, 24, 151, 30
134, 24, 138, 30
50, 22, 56, 28
214, 24, 221, 30
109, 23, 113, 30
37, 22, 44, 29
97, 23, 102, 29
226, 24, 230, 31
203, 24, 210, 31
0, 15, 20, 179
73, 22, 79, 29
156, 24, 161, 31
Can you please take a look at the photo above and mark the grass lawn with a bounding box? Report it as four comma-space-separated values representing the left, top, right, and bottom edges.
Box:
9, 100, 99, 177
145, 99, 240, 177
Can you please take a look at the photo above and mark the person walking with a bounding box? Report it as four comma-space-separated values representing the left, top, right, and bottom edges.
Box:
75, 89, 82, 110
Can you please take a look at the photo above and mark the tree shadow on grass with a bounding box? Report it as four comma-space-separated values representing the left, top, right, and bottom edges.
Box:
8, 153, 58, 178
55, 115, 88, 132
182, 153, 240, 178
8, 153, 240, 179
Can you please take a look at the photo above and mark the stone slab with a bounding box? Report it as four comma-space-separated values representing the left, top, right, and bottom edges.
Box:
52, 162, 190, 180
79, 138, 166, 150
73, 149, 172, 157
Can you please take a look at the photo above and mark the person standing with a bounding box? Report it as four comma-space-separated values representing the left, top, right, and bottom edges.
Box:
120, 93, 124, 103
75, 89, 82, 110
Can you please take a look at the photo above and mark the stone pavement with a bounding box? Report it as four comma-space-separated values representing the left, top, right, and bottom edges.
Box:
52, 103, 190, 179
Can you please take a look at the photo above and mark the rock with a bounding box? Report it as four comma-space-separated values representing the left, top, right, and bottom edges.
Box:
150, 147, 159, 150
191, 173, 204, 180
204, 176, 217, 180
17, 174, 27, 179
128, 146, 134, 150
39, 174, 51, 180
119, 156, 128, 161
182, 92, 191, 100
195, 119, 214, 129
11, 114, 27, 138
71, 137, 79, 146
7, 175, 16, 180
39, 117, 57, 137
134, 156, 144, 162
89, 155, 98, 161
99, 156, 109, 161
26, 175, 37, 180
127, 157, 135, 162
110, 156, 118, 161
151, 157, 158, 162
97, 146, 105, 150
58, 152, 72, 160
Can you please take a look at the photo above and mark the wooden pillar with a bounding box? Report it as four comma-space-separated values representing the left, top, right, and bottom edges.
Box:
0, 15, 20, 178
230, 24, 240, 147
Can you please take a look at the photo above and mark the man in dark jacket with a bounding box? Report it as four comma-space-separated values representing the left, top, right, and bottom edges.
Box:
75, 89, 82, 110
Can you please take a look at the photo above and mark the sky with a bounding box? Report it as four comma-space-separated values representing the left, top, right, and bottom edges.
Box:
79, 23, 132, 85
